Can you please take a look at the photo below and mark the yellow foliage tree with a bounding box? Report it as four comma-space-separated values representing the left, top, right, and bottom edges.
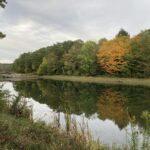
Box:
97, 37, 130, 74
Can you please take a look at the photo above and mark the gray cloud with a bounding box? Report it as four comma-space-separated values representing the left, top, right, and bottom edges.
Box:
0, 0, 150, 63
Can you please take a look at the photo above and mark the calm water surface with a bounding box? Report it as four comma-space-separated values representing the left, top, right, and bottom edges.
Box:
1, 80, 150, 146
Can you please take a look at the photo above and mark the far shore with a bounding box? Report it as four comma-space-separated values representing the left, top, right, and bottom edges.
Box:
1, 73, 150, 86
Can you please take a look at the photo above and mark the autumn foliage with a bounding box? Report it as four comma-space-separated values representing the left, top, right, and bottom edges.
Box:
97, 37, 130, 74
13, 29, 150, 78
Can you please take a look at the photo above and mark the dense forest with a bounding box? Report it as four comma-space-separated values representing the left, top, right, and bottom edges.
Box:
13, 29, 150, 78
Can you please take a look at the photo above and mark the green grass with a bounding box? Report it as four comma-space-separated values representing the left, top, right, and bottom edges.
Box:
42, 75, 150, 87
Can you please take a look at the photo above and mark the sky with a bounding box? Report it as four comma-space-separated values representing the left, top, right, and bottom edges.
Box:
0, 0, 150, 63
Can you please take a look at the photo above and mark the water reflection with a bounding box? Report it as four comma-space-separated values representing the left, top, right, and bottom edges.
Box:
97, 89, 129, 129
1, 80, 150, 146
13, 80, 150, 128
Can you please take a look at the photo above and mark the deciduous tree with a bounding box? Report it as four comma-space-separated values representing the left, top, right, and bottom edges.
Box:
124, 30, 150, 77
63, 40, 83, 75
97, 37, 130, 74
78, 41, 99, 75
38, 52, 61, 75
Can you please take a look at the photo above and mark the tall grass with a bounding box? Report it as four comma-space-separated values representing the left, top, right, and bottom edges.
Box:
141, 111, 150, 149
0, 92, 105, 150
126, 112, 150, 150
9, 95, 32, 119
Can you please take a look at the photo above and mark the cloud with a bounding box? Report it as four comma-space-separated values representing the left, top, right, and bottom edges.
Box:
0, 0, 150, 63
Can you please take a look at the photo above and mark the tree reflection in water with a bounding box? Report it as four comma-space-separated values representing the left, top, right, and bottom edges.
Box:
13, 80, 150, 130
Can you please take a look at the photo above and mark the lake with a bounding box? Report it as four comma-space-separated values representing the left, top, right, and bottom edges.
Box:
1, 79, 150, 147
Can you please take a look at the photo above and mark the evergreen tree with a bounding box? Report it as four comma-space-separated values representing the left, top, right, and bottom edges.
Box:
116, 28, 130, 38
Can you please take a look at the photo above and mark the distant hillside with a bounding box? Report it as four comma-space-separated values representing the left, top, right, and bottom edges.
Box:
0, 63, 13, 73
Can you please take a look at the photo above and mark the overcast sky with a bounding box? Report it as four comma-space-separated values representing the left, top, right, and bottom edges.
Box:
0, 0, 150, 63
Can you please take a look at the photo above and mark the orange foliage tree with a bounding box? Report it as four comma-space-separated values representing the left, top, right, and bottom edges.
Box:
97, 37, 130, 74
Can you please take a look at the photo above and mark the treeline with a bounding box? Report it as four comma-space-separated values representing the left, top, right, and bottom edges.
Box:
13, 29, 150, 78
0, 63, 12, 73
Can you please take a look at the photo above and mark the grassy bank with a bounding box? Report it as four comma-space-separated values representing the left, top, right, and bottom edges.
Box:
0, 113, 106, 150
42, 75, 150, 87
0, 73, 40, 81
2, 74, 150, 87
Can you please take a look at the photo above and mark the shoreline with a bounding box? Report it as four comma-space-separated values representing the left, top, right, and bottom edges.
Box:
42, 75, 150, 86
1, 73, 150, 86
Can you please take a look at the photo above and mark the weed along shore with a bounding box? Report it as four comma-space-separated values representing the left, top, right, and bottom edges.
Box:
0, 81, 150, 150
0, 87, 104, 150
2, 73, 150, 87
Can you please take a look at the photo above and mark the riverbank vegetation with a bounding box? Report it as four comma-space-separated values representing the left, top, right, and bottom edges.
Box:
0, 113, 105, 150
0, 82, 149, 149
13, 29, 150, 78
0, 88, 105, 150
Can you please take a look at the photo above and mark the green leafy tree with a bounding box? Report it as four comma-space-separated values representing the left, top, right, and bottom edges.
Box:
78, 41, 99, 75
38, 52, 60, 75
123, 30, 150, 77
54, 41, 74, 74
37, 41, 75, 75
63, 40, 83, 75
13, 53, 32, 73
31, 48, 49, 72
13, 47, 49, 73
13, 54, 26, 73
